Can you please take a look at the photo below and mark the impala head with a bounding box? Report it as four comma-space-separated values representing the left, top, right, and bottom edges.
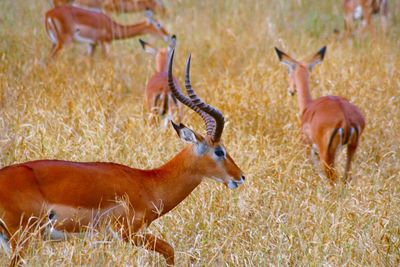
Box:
275, 46, 326, 96
168, 49, 245, 189
144, 10, 170, 42
139, 35, 176, 72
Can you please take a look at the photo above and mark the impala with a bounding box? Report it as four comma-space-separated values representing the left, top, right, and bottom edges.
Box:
52, 0, 166, 15
343, 0, 388, 37
102, 0, 166, 14
139, 35, 183, 127
0, 48, 245, 266
275, 46, 365, 185
45, 6, 169, 58
52, 0, 73, 6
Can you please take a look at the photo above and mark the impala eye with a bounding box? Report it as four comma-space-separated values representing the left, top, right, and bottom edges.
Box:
214, 147, 225, 157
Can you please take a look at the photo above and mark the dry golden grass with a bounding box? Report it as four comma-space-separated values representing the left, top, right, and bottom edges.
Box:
1, 0, 400, 266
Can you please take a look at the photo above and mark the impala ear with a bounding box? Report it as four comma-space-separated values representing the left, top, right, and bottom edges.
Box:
306, 46, 326, 71
275, 47, 297, 73
171, 121, 200, 144
139, 39, 157, 55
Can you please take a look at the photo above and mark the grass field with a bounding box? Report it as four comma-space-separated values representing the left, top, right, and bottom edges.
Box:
0, 0, 400, 266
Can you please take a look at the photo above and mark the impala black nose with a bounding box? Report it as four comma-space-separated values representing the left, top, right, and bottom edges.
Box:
241, 175, 246, 181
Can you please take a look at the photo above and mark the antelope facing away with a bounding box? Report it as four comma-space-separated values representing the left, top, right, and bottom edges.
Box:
139, 35, 183, 127
0, 48, 245, 266
343, 0, 388, 37
52, 0, 166, 15
45, 6, 169, 58
275, 46, 365, 185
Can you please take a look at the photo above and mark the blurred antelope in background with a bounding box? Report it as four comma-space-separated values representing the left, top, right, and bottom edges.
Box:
275, 46, 365, 185
343, 0, 388, 37
52, 0, 166, 15
45, 6, 169, 58
0, 48, 245, 266
139, 35, 183, 127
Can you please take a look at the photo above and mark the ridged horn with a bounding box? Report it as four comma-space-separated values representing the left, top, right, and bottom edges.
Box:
184, 54, 225, 142
167, 48, 215, 134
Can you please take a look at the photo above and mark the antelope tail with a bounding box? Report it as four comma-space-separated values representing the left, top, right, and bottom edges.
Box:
328, 122, 361, 154
327, 127, 344, 154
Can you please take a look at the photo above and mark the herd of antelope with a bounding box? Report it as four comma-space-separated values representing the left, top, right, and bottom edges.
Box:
0, 0, 389, 265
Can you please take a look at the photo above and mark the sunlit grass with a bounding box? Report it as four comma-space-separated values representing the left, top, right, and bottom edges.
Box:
0, 0, 399, 265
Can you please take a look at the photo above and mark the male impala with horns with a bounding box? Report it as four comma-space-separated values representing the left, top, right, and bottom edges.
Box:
0, 47, 244, 266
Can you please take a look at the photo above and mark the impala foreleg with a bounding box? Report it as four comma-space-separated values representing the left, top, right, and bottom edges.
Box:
50, 42, 63, 58
87, 44, 97, 56
101, 43, 110, 56
132, 234, 174, 266
363, 14, 375, 36
380, 0, 389, 35
344, 15, 354, 39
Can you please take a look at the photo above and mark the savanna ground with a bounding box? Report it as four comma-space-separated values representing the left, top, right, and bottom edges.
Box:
0, 0, 400, 266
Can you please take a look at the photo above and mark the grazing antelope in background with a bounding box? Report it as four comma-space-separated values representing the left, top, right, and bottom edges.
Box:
103, 0, 166, 14
52, 0, 73, 6
343, 0, 388, 37
45, 6, 169, 58
139, 35, 183, 127
52, 0, 166, 15
275, 46, 365, 185
0, 48, 245, 266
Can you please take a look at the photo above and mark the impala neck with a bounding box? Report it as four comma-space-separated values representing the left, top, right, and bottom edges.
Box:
294, 68, 313, 114
156, 51, 168, 73
111, 21, 153, 40
147, 145, 204, 215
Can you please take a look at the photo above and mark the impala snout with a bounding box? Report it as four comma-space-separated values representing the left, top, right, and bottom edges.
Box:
226, 174, 245, 189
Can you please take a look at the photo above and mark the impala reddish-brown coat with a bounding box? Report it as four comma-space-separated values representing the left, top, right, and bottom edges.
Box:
139, 36, 183, 126
275, 46, 365, 185
45, 6, 169, 57
0, 48, 244, 266
102, 0, 166, 14
52, 0, 166, 15
343, 0, 388, 37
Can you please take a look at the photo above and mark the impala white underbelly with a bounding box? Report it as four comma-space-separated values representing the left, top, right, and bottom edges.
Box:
45, 201, 145, 237
48, 203, 128, 228
73, 25, 97, 44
